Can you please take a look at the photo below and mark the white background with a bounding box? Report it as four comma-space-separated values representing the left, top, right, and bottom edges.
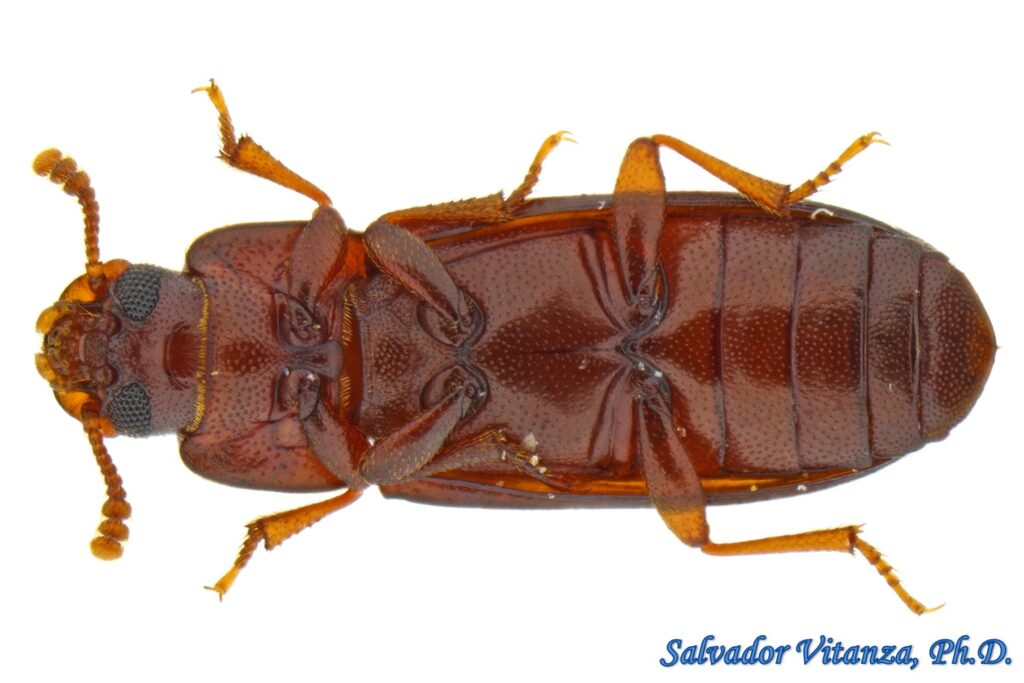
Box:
1, 2, 1020, 681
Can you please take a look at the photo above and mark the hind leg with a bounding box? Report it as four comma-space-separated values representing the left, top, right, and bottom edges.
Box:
650, 132, 886, 215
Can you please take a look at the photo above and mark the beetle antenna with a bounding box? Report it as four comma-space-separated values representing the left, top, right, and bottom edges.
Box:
33, 149, 104, 284
81, 408, 131, 560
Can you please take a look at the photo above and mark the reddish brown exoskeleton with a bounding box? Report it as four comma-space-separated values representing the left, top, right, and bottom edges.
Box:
35, 81, 995, 613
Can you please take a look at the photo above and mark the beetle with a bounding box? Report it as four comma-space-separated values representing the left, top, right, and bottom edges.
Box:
35, 81, 995, 612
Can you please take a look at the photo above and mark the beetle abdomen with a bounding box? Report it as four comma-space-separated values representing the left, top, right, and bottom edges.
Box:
862, 235, 996, 454
648, 209, 994, 476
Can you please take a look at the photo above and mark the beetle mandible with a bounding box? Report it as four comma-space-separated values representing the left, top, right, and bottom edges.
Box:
34, 81, 995, 613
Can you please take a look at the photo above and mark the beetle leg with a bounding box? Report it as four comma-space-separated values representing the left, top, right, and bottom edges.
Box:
359, 383, 473, 486
649, 132, 887, 215
411, 429, 513, 476
365, 423, 557, 489
610, 131, 884, 305
355, 364, 556, 486
702, 527, 939, 615
783, 133, 888, 205
207, 488, 362, 599
287, 205, 348, 306
377, 131, 574, 239
611, 131, 884, 300
416, 429, 561, 487
504, 130, 575, 213
364, 219, 475, 331
634, 375, 934, 614
636, 376, 710, 547
193, 79, 332, 206
302, 402, 371, 490
211, 421, 552, 599
612, 138, 667, 311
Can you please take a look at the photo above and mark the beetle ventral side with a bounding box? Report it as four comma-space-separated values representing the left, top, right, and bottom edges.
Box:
34, 81, 995, 613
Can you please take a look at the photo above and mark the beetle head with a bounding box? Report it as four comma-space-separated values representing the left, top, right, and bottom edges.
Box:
32, 149, 206, 561
37, 262, 207, 438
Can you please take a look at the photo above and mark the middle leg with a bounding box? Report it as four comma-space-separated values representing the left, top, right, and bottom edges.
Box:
379, 131, 574, 238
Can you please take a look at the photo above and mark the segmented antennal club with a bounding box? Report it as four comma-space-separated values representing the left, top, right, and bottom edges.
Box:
33, 149, 104, 283
82, 408, 131, 559
34, 149, 132, 559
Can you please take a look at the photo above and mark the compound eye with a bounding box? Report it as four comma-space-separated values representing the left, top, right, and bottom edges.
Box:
113, 265, 163, 322
106, 382, 152, 436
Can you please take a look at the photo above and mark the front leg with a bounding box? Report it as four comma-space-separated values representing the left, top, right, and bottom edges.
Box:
212, 365, 461, 599
195, 81, 350, 313
206, 402, 371, 599
207, 488, 363, 599
193, 80, 332, 206
287, 206, 348, 307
